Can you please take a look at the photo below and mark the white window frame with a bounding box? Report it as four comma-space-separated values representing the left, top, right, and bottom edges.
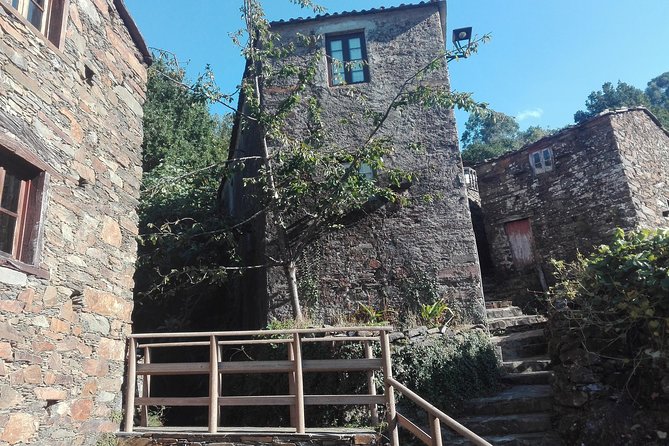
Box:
6, 0, 50, 32
529, 148, 554, 174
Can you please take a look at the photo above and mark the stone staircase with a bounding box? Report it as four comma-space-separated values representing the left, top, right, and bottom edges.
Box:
450, 300, 561, 445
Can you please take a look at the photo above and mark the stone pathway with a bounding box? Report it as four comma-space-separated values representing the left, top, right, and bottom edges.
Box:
450, 301, 561, 445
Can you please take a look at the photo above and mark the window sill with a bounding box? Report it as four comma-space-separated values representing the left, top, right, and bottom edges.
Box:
0, 255, 49, 280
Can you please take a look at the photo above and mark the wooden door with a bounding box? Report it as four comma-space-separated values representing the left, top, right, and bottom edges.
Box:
504, 219, 535, 268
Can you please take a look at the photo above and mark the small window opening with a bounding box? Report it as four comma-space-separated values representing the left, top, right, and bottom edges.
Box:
464, 167, 478, 191
529, 148, 554, 174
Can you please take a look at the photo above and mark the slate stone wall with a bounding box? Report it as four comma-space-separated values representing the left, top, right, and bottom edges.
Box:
548, 306, 669, 445
0, 1, 147, 444
228, 2, 485, 326
611, 109, 669, 229
474, 112, 643, 302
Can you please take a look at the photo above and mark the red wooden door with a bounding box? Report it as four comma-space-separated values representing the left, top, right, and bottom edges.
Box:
504, 219, 535, 268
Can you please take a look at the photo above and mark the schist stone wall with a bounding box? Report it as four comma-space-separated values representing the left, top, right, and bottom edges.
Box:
612, 109, 669, 228
0, 1, 148, 444
474, 108, 669, 302
226, 2, 485, 325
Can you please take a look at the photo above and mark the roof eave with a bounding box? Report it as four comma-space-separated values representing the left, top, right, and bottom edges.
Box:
113, 0, 152, 66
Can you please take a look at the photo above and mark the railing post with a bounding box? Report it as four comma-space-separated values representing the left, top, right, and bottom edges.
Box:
217, 343, 223, 424
209, 335, 219, 433
430, 416, 443, 446
140, 346, 151, 427
364, 340, 379, 426
123, 337, 137, 433
380, 330, 399, 446
293, 332, 306, 433
288, 341, 298, 427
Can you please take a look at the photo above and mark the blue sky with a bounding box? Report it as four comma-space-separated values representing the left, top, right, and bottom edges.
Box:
125, 0, 669, 136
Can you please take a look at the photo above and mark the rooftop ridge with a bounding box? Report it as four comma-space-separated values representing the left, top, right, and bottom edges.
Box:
472, 106, 668, 167
270, 1, 441, 27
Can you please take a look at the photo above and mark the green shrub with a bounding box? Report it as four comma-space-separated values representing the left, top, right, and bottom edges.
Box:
393, 330, 500, 413
549, 228, 669, 395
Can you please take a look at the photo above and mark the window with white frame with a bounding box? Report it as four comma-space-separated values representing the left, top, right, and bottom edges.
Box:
2, 0, 67, 47
529, 148, 553, 174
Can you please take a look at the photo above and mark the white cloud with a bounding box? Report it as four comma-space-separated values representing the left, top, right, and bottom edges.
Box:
516, 108, 544, 122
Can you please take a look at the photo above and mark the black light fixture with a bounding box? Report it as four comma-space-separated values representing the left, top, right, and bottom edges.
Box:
449, 26, 473, 61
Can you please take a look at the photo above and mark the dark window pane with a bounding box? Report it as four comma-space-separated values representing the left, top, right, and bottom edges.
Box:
1, 171, 22, 213
27, 2, 43, 29
532, 152, 542, 168
11, 0, 20, 9
0, 213, 17, 254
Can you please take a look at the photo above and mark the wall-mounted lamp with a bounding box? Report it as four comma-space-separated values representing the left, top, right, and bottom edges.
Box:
449, 26, 473, 61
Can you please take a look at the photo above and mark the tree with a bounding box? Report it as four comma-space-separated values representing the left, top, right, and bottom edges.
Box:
574, 81, 649, 123
227, 0, 488, 321
134, 54, 234, 331
460, 111, 552, 164
645, 71, 669, 128
645, 72, 669, 110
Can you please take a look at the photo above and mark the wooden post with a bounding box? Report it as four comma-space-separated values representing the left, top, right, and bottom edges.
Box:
430, 416, 443, 446
209, 335, 219, 433
293, 333, 306, 433
123, 337, 137, 433
288, 342, 298, 427
140, 346, 151, 427
380, 330, 399, 446
364, 341, 379, 425
217, 343, 223, 424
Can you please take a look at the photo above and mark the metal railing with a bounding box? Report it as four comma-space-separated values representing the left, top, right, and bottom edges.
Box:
123, 326, 491, 446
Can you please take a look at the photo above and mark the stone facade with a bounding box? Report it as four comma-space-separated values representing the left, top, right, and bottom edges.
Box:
473, 108, 669, 303
224, 1, 485, 327
0, 0, 149, 444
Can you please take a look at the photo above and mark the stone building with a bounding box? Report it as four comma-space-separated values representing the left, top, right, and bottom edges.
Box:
473, 108, 669, 304
224, 1, 485, 327
0, 0, 149, 444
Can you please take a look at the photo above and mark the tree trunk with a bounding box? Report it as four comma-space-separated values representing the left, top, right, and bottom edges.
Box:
284, 261, 303, 322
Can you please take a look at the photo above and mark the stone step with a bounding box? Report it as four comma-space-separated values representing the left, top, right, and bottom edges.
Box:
493, 329, 548, 360
503, 358, 552, 374
488, 315, 547, 334
447, 431, 562, 446
459, 412, 553, 436
500, 370, 553, 386
462, 385, 553, 416
486, 306, 524, 319
485, 300, 513, 309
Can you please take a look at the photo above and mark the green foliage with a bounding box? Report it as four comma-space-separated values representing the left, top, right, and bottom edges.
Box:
574, 73, 669, 128
460, 110, 553, 164
393, 330, 501, 412
420, 299, 453, 328
574, 81, 649, 123
353, 303, 386, 325
134, 53, 234, 331
549, 229, 669, 394
399, 271, 440, 313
